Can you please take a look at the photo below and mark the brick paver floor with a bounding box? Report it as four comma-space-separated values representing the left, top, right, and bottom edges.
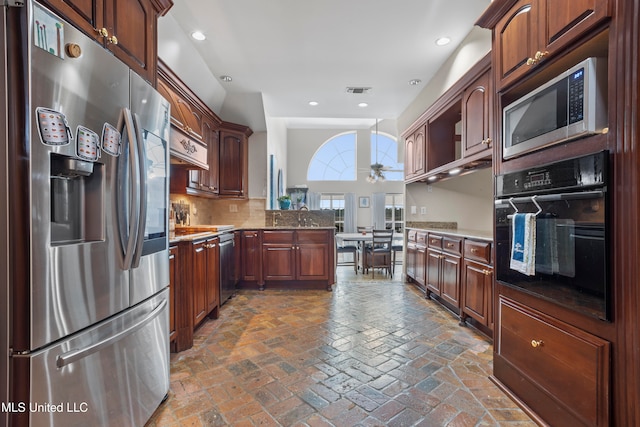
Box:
147, 267, 535, 426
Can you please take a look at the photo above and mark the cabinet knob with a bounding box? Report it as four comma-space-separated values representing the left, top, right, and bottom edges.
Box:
526, 57, 537, 66
107, 35, 118, 45
483, 138, 492, 146
471, 248, 478, 253
482, 269, 491, 276
97, 27, 109, 38
530, 339, 544, 348
534, 50, 548, 61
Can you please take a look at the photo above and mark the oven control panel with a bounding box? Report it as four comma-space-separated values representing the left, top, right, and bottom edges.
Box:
497, 151, 607, 196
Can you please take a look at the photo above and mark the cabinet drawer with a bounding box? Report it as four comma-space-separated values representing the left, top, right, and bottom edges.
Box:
498, 298, 610, 426
407, 229, 417, 242
416, 231, 428, 245
464, 239, 491, 264
442, 237, 461, 255
263, 230, 294, 244
296, 230, 330, 243
427, 234, 442, 249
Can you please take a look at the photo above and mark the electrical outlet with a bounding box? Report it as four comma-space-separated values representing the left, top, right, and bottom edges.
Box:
410, 205, 417, 214
420, 207, 427, 215
229, 204, 238, 213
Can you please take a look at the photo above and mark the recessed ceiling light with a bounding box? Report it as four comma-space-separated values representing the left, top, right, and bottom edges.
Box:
220, 75, 233, 82
308, 101, 319, 106
191, 31, 206, 41
408, 79, 422, 86
358, 102, 368, 108
435, 36, 451, 46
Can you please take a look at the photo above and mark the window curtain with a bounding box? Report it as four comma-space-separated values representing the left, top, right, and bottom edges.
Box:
344, 193, 357, 233
371, 192, 386, 230
307, 192, 321, 210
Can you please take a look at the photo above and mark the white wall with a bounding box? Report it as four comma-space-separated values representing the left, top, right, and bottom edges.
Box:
406, 168, 494, 232
399, 26, 493, 232
287, 125, 404, 227
248, 131, 267, 199
265, 116, 289, 208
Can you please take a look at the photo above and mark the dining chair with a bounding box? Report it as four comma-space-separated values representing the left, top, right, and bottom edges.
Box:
364, 229, 394, 278
335, 232, 358, 273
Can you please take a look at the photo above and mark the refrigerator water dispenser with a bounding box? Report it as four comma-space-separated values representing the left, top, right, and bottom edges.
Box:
50, 153, 104, 244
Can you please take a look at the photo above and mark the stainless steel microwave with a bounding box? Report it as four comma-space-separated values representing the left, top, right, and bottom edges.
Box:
502, 57, 608, 159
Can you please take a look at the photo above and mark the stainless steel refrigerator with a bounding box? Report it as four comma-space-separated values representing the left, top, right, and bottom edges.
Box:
1, 1, 171, 426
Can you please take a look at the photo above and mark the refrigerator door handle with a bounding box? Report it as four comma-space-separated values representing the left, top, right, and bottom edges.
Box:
55, 298, 167, 368
118, 108, 141, 270
131, 112, 147, 268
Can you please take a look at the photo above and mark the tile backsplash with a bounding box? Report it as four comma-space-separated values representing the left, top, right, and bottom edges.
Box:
169, 194, 266, 228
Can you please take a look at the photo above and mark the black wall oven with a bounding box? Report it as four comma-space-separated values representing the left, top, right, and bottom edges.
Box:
495, 151, 609, 320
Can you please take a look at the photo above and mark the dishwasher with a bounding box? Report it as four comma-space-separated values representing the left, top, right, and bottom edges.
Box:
218, 232, 236, 305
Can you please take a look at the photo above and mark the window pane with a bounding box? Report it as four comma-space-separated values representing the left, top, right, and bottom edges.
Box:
308, 133, 356, 181
371, 133, 404, 181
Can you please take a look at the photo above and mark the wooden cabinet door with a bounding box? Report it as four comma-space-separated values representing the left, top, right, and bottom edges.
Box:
405, 242, 417, 279
105, 0, 156, 82
297, 243, 330, 280
462, 260, 492, 326
168, 245, 178, 346
426, 249, 441, 295
440, 254, 461, 307
205, 122, 220, 195
219, 131, 246, 197
40, 0, 104, 45
192, 240, 208, 326
241, 231, 262, 282
206, 238, 219, 316
494, 0, 537, 89
539, 0, 611, 60
415, 245, 426, 288
413, 125, 426, 177
404, 134, 415, 180
462, 70, 492, 158
262, 244, 296, 280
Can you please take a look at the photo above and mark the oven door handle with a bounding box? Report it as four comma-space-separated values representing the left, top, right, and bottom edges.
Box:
495, 190, 605, 206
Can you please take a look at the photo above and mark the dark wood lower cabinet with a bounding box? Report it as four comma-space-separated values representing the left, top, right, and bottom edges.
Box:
494, 297, 610, 427
168, 245, 178, 352
238, 229, 335, 291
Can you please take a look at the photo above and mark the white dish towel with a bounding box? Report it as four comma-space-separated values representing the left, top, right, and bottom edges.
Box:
510, 213, 536, 276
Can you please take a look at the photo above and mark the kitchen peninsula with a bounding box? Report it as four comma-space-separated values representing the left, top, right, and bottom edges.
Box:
168, 213, 336, 352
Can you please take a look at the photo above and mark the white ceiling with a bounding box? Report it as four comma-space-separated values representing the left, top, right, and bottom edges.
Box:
162, 0, 491, 131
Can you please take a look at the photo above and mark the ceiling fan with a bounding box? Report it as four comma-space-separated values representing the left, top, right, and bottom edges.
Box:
359, 119, 402, 183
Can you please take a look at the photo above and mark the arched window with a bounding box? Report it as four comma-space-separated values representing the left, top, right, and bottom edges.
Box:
371, 132, 403, 181
307, 132, 356, 181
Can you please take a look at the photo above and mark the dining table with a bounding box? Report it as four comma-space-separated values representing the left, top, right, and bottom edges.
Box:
336, 232, 404, 274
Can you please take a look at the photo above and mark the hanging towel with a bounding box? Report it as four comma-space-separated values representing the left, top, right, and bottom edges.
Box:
535, 215, 558, 275
510, 213, 536, 276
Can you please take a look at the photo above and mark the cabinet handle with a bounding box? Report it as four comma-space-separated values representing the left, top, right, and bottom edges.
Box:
482, 138, 492, 146
526, 57, 537, 66
471, 248, 478, 253
107, 35, 118, 45
534, 50, 548, 61
530, 339, 544, 349
97, 27, 109, 38
447, 243, 454, 248
482, 269, 491, 276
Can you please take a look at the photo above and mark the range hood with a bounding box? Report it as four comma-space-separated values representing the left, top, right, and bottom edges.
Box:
169, 126, 208, 170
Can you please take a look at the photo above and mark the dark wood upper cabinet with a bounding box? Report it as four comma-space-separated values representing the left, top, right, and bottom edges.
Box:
219, 125, 251, 198
462, 70, 492, 158
488, 0, 611, 90
40, 0, 172, 83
